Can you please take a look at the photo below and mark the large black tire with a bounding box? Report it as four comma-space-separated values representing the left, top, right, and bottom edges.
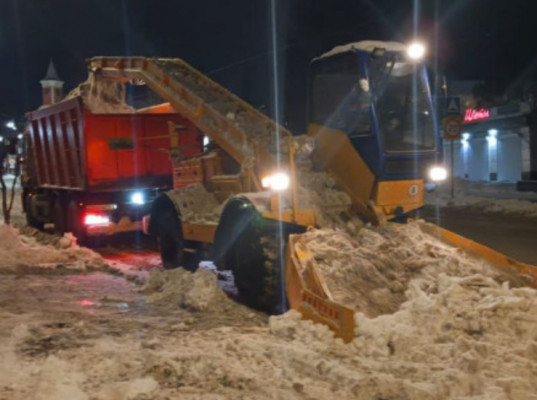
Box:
158, 208, 185, 270
213, 197, 301, 314
150, 195, 186, 270
24, 195, 44, 230
52, 197, 66, 234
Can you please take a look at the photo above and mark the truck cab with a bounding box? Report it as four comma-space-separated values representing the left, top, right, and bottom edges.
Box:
307, 41, 444, 220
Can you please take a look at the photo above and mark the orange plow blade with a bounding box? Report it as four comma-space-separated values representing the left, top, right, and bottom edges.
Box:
286, 234, 355, 343
419, 222, 537, 288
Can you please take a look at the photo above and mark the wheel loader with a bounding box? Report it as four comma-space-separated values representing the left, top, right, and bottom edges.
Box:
85, 40, 537, 342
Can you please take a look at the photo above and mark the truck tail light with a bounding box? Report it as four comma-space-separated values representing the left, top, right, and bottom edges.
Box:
83, 212, 110, 226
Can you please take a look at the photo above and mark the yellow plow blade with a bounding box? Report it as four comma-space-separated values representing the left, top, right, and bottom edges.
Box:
286, 223, 537, 344
419, 222, 537, 288
286, 234, 355, 343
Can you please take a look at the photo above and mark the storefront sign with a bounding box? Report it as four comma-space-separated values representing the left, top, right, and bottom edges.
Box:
464, 108, 490, 122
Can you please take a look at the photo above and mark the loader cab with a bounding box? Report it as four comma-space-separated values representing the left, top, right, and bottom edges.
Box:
308, 41, 442, 181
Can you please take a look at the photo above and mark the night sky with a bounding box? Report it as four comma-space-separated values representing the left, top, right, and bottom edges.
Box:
0, 0, 536, 131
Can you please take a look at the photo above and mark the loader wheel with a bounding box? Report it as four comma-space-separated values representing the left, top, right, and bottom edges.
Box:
232, 213, 287, 314
157, 208, 185, 270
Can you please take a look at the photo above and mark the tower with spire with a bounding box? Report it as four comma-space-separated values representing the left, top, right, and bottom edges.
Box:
40, 60, 64, 106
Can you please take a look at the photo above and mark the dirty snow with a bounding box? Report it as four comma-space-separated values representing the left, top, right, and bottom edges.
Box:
66, 73, 135, 114
166, 183, 222, 224
2, 187, 537, 398
0, 224, 105, 272
428, 179, 537, 217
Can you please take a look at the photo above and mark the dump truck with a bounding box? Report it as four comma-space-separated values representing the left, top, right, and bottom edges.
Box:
23, 98, 202, 242
73, 40, 536, 342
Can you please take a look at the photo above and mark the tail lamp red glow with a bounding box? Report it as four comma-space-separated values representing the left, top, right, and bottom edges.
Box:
83, 212, 110, 226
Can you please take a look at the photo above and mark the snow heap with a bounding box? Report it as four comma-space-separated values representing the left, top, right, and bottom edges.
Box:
166, 183, 222, 224
145, 267, 230, 312
299, 222, 527, 317
66, 73, 135, 114
428, 179, 537, 217
266, 221, 537, 398
0, 224, 105, 272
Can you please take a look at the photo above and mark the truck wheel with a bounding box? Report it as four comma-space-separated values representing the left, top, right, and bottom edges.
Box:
52, 197, 66, 234
24, 195, 43, 230
158, 208, 184, 270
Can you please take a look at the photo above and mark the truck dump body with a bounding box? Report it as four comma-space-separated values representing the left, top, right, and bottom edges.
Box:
88, 57, 294, 186
26, 97, 202, 191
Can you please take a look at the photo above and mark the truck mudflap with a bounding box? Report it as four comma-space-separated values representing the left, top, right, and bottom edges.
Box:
286, 233, 355, 343
418, 222, 537, 288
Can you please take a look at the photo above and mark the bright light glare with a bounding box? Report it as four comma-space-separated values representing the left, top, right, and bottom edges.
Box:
261, 172, 290, 191
5, 121, 16, 130
83, 213, 110, 226
17, 134, 23, 139
487, 136, 497, 146
488, 129, 498, 137
0, 137, 3, 143
429, 166, 447, 182
203, 135, 210, 147
131, 192, 145, 205
462, 132, 471, 140
407, 42, 426, 60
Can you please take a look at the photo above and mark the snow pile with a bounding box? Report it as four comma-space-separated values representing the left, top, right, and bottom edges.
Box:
145, 268, 230, 311
0, 224, 105, 271
264, 222, 537, 398
428, 179, 537, 217
66, 73, 135, 114
1, 220, 537, 399
300, 222, 526, 317
296, 170, 353, 228
166, 183, 221, 224
145, 267, 256, 322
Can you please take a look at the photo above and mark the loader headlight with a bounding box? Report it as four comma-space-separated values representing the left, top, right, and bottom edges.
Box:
130, 191, 145, 205
428, 166, 447, 182
261, 172, 290, 191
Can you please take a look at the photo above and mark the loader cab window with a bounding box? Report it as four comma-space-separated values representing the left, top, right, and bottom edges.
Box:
370, 58, 435, 152
310, 54, 371, 136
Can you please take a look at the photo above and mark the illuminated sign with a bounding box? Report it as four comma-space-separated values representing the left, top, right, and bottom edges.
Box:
464, 108, 490, 122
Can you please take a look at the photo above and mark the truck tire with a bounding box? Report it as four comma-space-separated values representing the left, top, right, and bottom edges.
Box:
157, 208, 184, 270
53, 197, 66, 234
24, 195, 44, 230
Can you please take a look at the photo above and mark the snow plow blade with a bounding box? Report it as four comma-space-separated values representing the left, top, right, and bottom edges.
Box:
419, 222, 537, 288
286, 234, 355, 343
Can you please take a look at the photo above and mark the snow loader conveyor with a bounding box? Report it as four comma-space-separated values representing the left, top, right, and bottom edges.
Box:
87, 56, 537, 343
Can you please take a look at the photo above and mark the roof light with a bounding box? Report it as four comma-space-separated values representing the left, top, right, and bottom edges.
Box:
407, 42, 426, 60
